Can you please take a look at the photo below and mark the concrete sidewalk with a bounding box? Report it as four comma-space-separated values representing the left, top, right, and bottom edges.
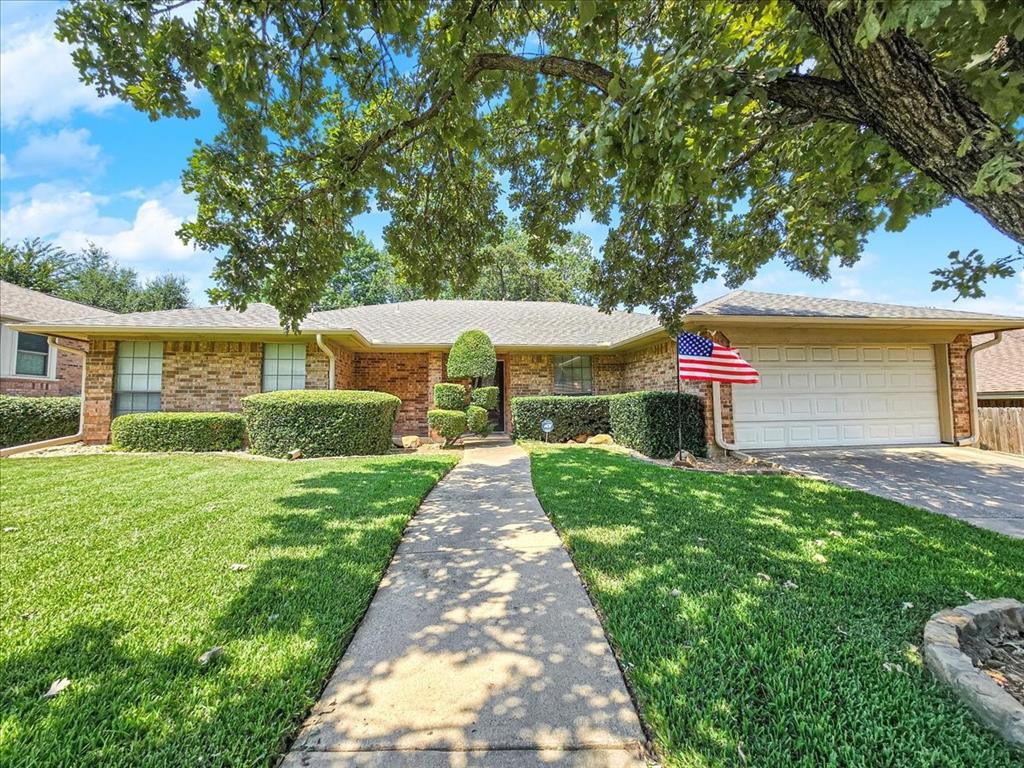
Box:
282, 441, 647, 768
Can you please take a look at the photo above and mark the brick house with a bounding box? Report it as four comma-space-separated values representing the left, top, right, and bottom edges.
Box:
974, 329, 1024, 407
0, 281, 114, 397
11, 291, 1023, 451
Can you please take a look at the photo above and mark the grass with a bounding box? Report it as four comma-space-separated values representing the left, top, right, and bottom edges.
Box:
525, 443, 1024, 768
0, 451, 457, 767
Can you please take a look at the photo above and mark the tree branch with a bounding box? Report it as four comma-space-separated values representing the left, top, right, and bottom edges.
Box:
762, 73, 865, 125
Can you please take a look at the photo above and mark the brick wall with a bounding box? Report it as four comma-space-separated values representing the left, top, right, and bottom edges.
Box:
0, 342, 86, 397
83, 340, 116, 443
949, 333, 972, 438
161, 341, 263, 412
335, 346, 355, 388
621, 339, 703, 396
353, 352, 431, 435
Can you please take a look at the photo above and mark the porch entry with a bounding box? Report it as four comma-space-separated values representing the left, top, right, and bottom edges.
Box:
483, 360, 506, 432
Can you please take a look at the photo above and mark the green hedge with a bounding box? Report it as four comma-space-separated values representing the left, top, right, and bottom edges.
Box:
609, 391, 706, 459
242, 390, 400, 457
111, 412, 246, 452
428, 409, 467, 447
471, 386, 498, 410
0, 395, 80, 448
510, 395, 611, 442
434, 382, 465, 410
466, 404, 491, 435
447, 330, 497, 380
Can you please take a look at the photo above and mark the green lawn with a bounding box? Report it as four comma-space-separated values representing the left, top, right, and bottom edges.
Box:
0, 452, 457, 767
526, 443, 1024, 768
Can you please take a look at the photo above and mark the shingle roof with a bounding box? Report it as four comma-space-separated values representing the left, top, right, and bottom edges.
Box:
975, 329, 1024, 395
690, 290, 1023, 321
307, 300, 663, 347
38, 302, 286, 330
0, 281, 116, 322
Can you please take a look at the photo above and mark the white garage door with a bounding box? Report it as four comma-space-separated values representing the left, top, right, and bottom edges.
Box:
732, 344, 941, 449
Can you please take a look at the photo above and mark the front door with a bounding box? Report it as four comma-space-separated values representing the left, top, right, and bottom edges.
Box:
485, 360, 506, 432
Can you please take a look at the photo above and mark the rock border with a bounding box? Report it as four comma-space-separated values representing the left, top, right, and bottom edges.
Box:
923, 598, 1024, 749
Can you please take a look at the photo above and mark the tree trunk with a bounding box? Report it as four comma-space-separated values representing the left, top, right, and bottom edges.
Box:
794, 0, 1024, 244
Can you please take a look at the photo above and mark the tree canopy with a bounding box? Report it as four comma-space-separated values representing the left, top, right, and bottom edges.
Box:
56, 0, 1024, 329
1, 239, 191, 313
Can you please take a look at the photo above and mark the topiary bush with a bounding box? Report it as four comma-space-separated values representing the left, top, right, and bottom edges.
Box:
111, 412, 246, 452
609, 391, 706, 459
0, 395, 80, 448
434, 382, 466, 410
242, 390, 400, 457
470, 386, 498, 410
447, 329, 497, 381
510, 395, 611, 442
466, 404, 491, 436
428, 409, 467, 447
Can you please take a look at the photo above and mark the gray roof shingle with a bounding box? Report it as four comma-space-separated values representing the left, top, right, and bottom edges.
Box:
35, 302, 286, 330
975, 329, 1024, 395
690, 290, 1023, 321
0, 281, 116, 322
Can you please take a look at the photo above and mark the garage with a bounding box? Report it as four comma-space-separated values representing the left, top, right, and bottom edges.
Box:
731, 343, 942, 449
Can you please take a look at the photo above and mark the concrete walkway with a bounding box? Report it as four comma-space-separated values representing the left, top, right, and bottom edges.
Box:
283, 440, 647, 767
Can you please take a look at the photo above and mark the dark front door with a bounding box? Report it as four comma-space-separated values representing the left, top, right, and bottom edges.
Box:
487, 360, 506, 432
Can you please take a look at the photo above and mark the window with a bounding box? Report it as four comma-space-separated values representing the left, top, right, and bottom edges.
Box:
15, 332, 51, 376
115, 341, 163, 416
553, 354, 593, 395
263, 343, 306, 391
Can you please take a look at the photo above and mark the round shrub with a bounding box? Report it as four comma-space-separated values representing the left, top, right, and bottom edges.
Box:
470, 386, 498, 411
466, 404, 491, 435
434, 382, 466, 410
242, 390, 400, 457
446, 330, 496, 380
427, 409, 467, 447
0, 395, 80, 448
111, 412, 246, 452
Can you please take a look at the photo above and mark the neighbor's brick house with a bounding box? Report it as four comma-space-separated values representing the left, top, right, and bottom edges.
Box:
0, 281, 113, 398
12, 292, 1022, 451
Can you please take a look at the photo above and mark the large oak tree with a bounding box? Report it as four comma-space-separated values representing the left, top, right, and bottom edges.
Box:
56, 0, 1024, 328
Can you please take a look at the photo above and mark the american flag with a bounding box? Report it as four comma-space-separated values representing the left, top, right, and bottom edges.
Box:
677, 332, 759, 384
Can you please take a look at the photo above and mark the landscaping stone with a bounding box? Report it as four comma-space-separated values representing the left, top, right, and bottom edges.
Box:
922, 598, 1024, 749
673, 449, 697, 467
401, 435, 421, 449
586, 433, 614, 445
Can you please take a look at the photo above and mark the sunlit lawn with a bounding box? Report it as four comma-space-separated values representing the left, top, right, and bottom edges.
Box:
0, 452, 457, 767
526, 443, 1023, 768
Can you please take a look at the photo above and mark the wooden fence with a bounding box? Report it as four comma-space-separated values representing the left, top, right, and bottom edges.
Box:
978, 407, 1024, 455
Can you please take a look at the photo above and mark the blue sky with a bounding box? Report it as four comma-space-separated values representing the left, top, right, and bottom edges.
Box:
2, 1, 1021, 315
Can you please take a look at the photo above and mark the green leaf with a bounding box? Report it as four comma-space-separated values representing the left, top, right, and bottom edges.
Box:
579, 0, 597, 27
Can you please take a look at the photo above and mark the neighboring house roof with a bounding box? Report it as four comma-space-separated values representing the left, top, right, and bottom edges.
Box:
689, 290, 1022, 322
0, 280, 115, 323
975, 329, 1024, 397
12, 290, 1024, 348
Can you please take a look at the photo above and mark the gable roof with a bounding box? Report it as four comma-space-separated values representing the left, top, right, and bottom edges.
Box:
689, 290, 1022, 322
0, 280, 115, 323
975, 329, 1024, 396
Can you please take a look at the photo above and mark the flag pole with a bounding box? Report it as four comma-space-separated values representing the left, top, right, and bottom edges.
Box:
676, 335, 682, 461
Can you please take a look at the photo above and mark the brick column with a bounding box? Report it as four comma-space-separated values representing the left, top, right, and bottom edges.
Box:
702, 331, 735, 454
83, 340, 116, 444
948, 334, 972, 438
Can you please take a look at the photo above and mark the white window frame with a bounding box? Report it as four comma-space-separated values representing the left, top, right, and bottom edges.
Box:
114, 341, 163, 416
0, 324, 57, 380
262, 343, 307, 392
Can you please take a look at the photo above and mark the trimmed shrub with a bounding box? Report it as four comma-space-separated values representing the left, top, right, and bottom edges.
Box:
471, 386, 498, 411
428, 409, 467, 447
242, 390, 400, 457
510, 395, 611, 442
609, 391, 706, 459
0, 395, 80, 448
111, 412, 246, 452
466, 404, 491, 436
447, 330, 497, 380
434, 382, 466, 410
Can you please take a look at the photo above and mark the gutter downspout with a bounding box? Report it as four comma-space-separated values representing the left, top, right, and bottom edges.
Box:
0, 336, 87, 458
711, 381, 738, 453
955, 331, 1003, 446
315, 334, 336, 390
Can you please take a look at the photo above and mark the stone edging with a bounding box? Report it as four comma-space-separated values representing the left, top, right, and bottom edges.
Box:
922, 598, 1024, 749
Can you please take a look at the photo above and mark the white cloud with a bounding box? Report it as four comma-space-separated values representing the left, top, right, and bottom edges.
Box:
0, 153, 9, 180
4, 128, 104, 178
1, 182, 201, 264
0, 9, 115, 127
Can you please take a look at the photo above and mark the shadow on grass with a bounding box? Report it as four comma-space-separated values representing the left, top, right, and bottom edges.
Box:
528, 445, 1024, 767
0, 459, 450, 767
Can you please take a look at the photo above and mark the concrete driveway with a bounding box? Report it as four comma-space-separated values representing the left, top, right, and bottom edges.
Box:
753, 446, 1024, 538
